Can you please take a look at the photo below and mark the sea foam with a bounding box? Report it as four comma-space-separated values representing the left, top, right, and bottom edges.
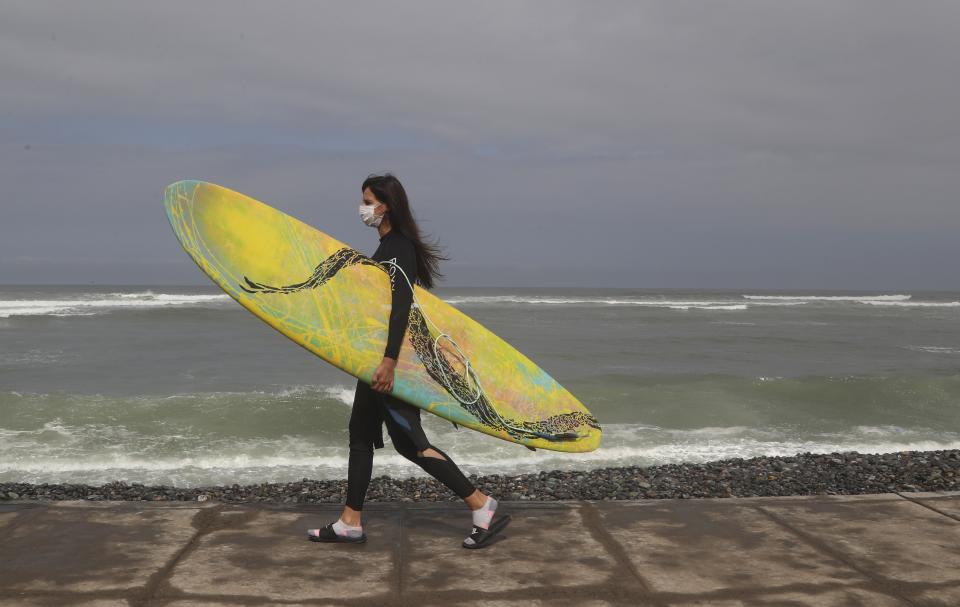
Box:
0, 292, 231, 317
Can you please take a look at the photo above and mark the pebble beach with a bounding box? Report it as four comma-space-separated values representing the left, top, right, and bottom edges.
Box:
3, 449, 956, 504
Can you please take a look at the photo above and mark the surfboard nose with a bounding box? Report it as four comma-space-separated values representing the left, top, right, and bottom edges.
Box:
163, 180, 199, 218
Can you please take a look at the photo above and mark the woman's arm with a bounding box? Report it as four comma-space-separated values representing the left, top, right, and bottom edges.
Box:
371, 237, 418, 392
383, 238, 417, 360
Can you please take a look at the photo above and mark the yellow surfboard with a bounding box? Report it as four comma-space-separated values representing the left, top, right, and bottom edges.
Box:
163, 180, 601, 452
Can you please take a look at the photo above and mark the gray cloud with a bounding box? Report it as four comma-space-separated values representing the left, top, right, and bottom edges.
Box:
1, 1, 958, 288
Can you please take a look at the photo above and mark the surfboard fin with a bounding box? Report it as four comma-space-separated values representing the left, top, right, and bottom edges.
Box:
450, 421, 459, 430
525, 445, 536, 451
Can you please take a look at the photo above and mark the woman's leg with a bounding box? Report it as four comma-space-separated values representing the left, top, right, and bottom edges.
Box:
342, 380, 382, 524
309, 381, 380, 541
382, 401, 477, 501
381, 399, 509, 548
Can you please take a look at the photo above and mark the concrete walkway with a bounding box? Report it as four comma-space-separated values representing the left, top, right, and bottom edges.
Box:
1, 492, 958, 607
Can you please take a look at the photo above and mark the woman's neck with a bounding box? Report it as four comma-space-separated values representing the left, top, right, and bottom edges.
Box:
377, 217, 392, 238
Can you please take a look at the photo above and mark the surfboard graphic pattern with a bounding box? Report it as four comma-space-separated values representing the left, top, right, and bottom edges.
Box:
163, 180, 601, 452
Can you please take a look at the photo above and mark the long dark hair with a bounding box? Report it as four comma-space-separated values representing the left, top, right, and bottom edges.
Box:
361, 172, 447, 289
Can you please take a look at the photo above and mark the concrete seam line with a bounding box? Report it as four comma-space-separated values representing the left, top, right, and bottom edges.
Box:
577, 501, 666, 606
135, 503, 228, 607
752, 505, 922, 607
396, 504, 408, 597
894, 492, 960, 523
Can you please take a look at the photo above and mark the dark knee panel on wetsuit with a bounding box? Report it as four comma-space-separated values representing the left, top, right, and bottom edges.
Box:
390, 439, 419, 463
349, 439, 374, 454
383, 403, 432, 459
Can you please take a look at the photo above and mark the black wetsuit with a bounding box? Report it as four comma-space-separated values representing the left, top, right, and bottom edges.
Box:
345, 229, 475, 510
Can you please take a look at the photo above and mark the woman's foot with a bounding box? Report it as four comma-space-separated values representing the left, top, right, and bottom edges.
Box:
463, 495, 510, 549
308, 518, 366, 543
471, 495, 498, 529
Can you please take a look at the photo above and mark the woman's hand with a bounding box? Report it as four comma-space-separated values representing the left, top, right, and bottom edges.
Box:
371, 356, 398, 393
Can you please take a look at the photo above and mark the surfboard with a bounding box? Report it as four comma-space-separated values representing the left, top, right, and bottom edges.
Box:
163, 180, 601, 452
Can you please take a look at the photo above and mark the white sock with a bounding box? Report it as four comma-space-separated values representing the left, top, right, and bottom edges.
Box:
332, 518, 363, 538
471, 495, 497, 530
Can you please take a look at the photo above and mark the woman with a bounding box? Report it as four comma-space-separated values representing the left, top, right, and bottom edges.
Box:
308, 173, 510, 549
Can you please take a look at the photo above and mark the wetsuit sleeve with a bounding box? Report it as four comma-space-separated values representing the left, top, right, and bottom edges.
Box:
383, 237, 418, 360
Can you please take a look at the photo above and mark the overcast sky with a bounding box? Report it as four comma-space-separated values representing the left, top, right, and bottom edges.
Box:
1, 1, 958, 289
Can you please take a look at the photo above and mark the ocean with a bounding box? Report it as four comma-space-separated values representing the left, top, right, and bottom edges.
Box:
1, 285, 958, 488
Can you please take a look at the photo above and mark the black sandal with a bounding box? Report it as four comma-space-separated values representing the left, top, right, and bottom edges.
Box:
462, 514, 511, 549
308, 523, 367, 544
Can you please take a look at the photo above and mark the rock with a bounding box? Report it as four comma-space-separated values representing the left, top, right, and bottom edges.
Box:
2, 448, 958, 503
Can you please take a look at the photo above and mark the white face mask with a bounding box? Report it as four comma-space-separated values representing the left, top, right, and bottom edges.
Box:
358, 202, 384, 228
